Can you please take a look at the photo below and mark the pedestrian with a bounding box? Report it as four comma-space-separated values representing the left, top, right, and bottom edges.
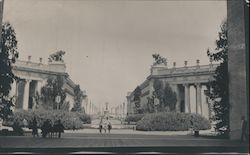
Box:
108, 122, 112, 133
55, 119, 64, 138
99, 119, 103, 134
241, 116, 248, 142
102, 117, 108, 133
32, 117, 39, 137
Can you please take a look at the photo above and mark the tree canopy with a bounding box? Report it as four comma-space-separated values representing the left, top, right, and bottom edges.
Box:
40, 76, 66, 110
207, 20, 229, 136
71, 84, 85, 112
133, 86, 142, 114
153, 79, 177, 112
0, 22, 19, 119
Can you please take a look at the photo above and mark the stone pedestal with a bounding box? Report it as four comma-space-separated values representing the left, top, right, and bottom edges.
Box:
48, 61, 66, 73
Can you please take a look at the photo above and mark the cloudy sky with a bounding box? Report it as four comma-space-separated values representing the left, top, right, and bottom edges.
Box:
3, 0, 227, 108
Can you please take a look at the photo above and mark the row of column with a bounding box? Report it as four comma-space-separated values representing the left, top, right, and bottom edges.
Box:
183, 83, 203, 115
11, 79, 43, 110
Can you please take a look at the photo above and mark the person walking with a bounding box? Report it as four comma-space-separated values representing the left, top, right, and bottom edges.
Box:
55, 119, 64, 138
241, 116, 248, 142
108, 122, 112, 133
99, 118, 103, 134
102, 117, 108, 133
32, 117, 39, 137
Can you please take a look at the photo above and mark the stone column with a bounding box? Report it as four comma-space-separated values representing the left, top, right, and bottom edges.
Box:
15, 80, 19, 97
184, 84, 191, 113
227, 0, 249, 140
195, 83, 202, 115
22, 79, 31, 110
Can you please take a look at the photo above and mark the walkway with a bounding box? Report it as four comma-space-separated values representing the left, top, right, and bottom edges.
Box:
0, 131, 248, 154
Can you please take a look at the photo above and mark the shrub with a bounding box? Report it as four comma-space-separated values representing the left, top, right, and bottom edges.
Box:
76, 112, 91, 124
4, 109, 91, 130
136, 112, 211, 131
125, 114, 145, 123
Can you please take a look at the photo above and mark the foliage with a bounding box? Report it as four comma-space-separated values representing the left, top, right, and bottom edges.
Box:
206, 21, 229, 136
136, 112, 211, 131
133, 86, 142, 114
164, 83, 177, 111
125, 114, 145, 123
153, 79, 177, 112
40, 76, 66, 110
146, 95, 155, 113
76, 112, 91, 124
153, 79, 164, 111
71, 85, 84, 112
152, 54, 167, 66
3, 109, 91, 130
0, 22, 19, 119
61, 101, 70, 111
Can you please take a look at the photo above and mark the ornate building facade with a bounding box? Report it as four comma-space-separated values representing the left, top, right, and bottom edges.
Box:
127, 60, 218, 119
9, 56, 88, 111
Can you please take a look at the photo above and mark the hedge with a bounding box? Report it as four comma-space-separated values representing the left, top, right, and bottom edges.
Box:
4, 109, 91, 130
136, 112, 211, 131
76, 112, 92, 124
125, 114, 145, 123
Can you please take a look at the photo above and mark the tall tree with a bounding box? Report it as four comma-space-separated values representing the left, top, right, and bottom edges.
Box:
40, 76, 66, 110
71, 85, 84, 112
163, 83, 177, 111
0, 22, 19, 119
153, 79, 177, 112
207, 21, 229, 135
133, 86, 142, 114
153, 79, 165, 111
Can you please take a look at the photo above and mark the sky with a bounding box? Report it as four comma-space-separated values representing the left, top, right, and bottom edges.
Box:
3, 0, 227, 108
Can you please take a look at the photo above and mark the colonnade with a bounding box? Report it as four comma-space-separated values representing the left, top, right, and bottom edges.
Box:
11, 79, 43, 110
182, 83, 210, 117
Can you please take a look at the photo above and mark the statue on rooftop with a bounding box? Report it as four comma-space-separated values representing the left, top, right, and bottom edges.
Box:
48, 50, 66, 63
152, 54, 167, 66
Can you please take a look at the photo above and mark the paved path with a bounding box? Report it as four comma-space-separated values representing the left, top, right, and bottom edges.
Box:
65, 128, 218, 137
0, 131, 248, 154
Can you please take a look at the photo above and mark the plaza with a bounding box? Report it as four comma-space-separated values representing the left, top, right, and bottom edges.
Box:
0, 129, 248, 154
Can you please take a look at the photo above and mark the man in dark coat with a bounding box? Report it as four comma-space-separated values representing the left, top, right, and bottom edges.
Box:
55, 119, 64, 138
32, 117, 39, 137
241, 116, 248, 142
